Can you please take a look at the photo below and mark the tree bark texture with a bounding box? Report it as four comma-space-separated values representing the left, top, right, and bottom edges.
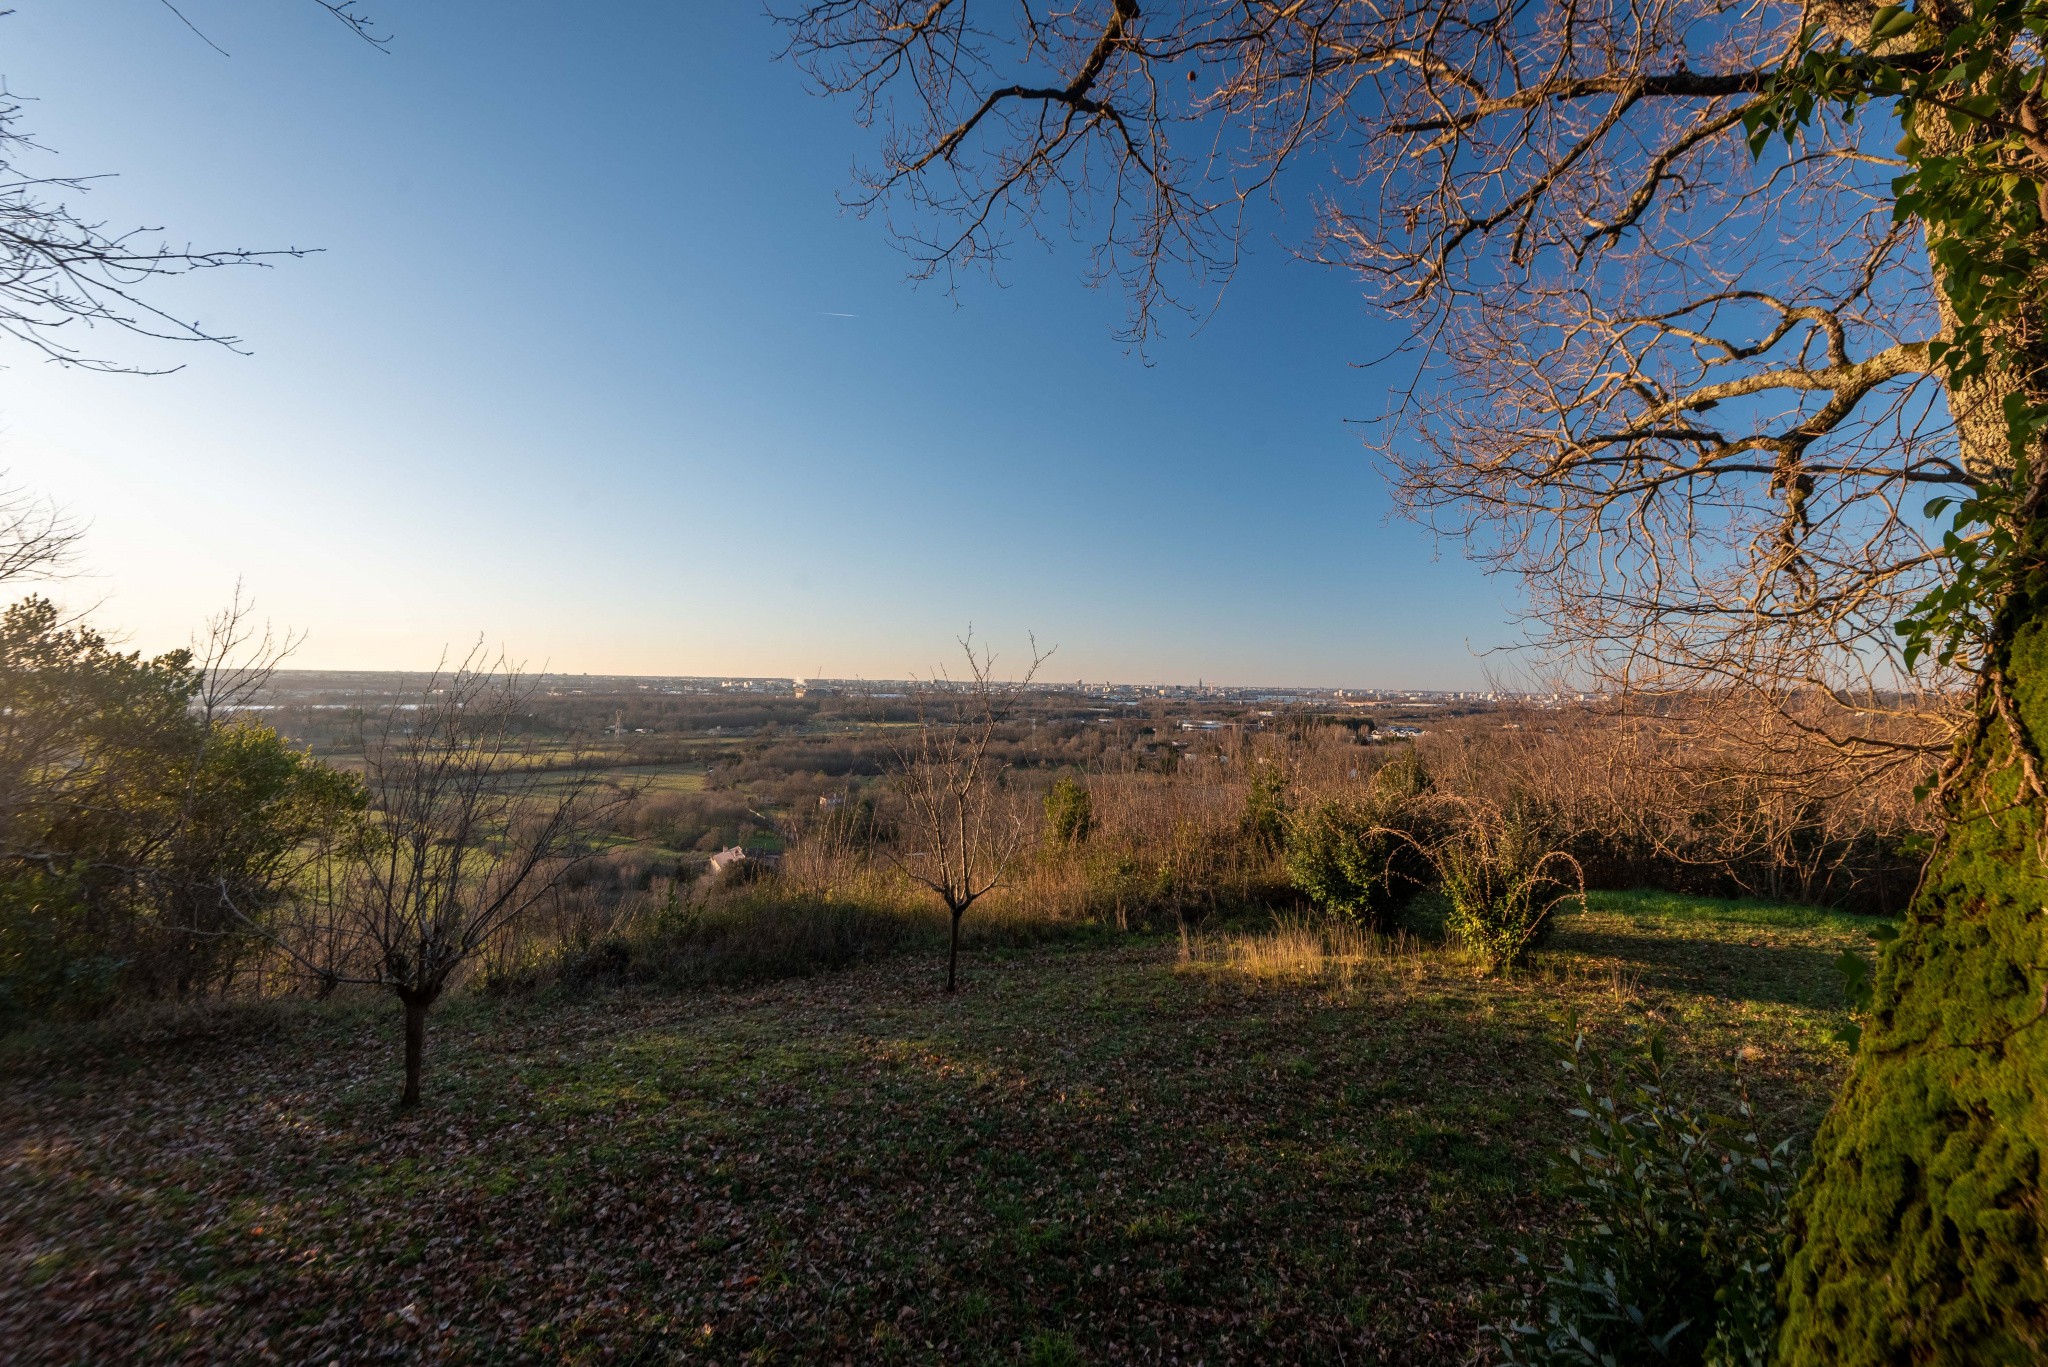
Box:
400, 994, 428, 1110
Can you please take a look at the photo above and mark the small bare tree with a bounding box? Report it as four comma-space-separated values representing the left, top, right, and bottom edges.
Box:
892, 633, 1051, 992
271, 653, 624, 1107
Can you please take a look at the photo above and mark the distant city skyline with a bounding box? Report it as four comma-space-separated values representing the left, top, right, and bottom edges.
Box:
3, 3, 1514, 688
253, 667, 1581, 701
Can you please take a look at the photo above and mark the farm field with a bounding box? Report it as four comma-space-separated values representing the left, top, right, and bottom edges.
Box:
0, 892, 1868, 1366
528, 762, 712, 796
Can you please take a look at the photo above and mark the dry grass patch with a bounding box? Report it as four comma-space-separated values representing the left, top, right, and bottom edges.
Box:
1179, 913, 1433, 990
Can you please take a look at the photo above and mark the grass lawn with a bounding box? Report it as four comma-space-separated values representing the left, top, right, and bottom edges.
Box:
0, 892, 1870, 1365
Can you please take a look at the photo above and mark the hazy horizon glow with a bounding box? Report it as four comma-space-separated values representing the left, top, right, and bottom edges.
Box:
2, 2, 1516, 689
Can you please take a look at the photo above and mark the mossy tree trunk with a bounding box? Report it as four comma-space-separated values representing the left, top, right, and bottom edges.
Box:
1775, 40, 2048, 1353
1779, 558, 2048, 1364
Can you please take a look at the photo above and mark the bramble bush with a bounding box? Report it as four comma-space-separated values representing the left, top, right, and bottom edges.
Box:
1436, 803, 1582, 971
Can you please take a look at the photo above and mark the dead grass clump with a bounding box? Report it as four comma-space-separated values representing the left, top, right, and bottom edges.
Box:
1180, 913, 1428, 989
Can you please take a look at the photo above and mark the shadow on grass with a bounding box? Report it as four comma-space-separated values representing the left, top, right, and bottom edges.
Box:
0, 946, 1579, 1367
1548, 920, 1852, 1008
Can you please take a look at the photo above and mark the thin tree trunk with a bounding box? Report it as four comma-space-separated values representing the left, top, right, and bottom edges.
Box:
946, 907, 962, 993
400, 994, 428, 1109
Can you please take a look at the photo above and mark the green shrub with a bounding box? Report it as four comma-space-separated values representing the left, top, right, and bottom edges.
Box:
1437, 805, 1582, 970
1495, 1022, 1799, 1367
1283, 799, 1422, 929
0, 597, 364, 1021
1044, 775, 1094, 846
1242, 760, 1289, 857
1373, 748, 1431, 803
0, 877, 129, 1030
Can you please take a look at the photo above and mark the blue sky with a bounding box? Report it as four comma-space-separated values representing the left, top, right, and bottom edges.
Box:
1, 2, 1510, 686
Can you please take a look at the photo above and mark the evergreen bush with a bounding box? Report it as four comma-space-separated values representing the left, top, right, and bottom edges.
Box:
1496, 1023, 1799, 1367
1044, 775, 1094, 846
1283, 798, 1421, 929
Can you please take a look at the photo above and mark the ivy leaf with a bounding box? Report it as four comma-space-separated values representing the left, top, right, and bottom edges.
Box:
1834, 949, 1874, 1018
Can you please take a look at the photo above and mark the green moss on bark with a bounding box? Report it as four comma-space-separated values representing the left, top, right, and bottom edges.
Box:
1778, 577, 2048, 1365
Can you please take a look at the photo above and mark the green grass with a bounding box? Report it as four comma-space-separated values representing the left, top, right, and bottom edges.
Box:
521, 761, 709, 796
1582, 886, 1896, 932
591, 762, 709, 793
0, 893, 1866, 1365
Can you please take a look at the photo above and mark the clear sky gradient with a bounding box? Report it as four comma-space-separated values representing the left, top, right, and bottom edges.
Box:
2, 2, 1512, 687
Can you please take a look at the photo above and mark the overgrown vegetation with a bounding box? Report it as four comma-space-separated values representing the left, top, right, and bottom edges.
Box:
5, 623, 1930, 1035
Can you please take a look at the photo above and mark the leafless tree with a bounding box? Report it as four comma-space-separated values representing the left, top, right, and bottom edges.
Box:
0, 2, 386, 371
891, 632, 1051, 991
189, 580, 305, 722
267, 653, 626, 1107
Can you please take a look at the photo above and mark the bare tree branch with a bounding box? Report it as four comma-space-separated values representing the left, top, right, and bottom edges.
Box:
0, 471, 78, 587
783, 1, 1972, 739
0, 3, 388, 371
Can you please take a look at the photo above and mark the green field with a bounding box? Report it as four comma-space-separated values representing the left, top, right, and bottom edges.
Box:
522, 762, 710, 796
0, 892, 1867, 1365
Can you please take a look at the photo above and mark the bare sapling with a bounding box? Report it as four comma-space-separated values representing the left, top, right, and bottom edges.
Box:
891, 632, 1052, 992
268, 651, 627, 1107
